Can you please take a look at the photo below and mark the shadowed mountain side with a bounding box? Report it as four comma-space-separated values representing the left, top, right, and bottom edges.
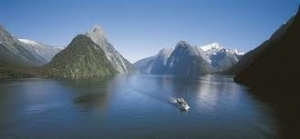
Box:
134, 56, 155, 74
233, 7, 300, 139
225, 15, 295, 75
0, 67, 38, 78
234, 5, 300, 88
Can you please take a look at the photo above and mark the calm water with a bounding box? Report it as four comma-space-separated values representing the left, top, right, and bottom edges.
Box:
0, 75, 279, 139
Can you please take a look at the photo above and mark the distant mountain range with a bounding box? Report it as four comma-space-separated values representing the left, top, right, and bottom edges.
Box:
0, 25, 61, 68
134, 41, 243, 76
197, 43, 244, 72
18, 38, 63, 62
3, 4, 299, 81
0, 25, 64, 78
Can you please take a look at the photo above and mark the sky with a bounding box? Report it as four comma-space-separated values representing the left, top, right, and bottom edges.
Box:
0, 0, 299, 63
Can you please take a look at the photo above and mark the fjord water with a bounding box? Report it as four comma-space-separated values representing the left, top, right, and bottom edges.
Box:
0, 75, 278, 139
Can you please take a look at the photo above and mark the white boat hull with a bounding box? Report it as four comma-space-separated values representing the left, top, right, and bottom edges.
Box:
179, 104, 190, 110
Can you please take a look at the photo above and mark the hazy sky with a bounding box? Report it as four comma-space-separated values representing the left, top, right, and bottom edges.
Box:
0, 0, 299, 62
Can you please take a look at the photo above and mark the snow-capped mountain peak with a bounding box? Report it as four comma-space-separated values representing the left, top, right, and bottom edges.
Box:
198, 43, 226, 58
200, 42, 223, 52
196, 42, 244, 68
17, 38, 63, 62
18, 38, 40, 45
198, 43, 244, 56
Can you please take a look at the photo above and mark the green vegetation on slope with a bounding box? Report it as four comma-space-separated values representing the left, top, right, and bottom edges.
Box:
39, 35, 116, 78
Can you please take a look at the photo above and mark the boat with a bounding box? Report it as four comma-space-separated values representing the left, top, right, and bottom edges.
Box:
176, 98, 190, 110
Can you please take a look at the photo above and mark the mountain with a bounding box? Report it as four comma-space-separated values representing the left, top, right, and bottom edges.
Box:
134, 42, 243, 75
39, 34, 116, 78
226, 16, 295, 75
39, 25, 134, 78
134, 48, 173, 74
234, 5, 300, 88
134, 56, 155, 73
18, 38, 63, 62
165, 41, 210, 76
233, 6, 300, 139
85, 25, 135, 73
151, 48, 174, 74
0, 25, 47, 67
0, 25, 65, 78
198, 43, 243, 72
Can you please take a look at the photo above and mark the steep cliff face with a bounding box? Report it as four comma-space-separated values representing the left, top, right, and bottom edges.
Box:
85, 25, 135, 73
234, 6, 300, 87
134, 48, 173, 74
150, 48, 174, 74
134, 56, 155, 73
165, 41, 210, 76
40, 35, 116, 78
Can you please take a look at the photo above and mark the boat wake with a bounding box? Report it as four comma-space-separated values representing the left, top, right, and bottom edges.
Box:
130, 87, 190, 110
168, 96, 177, 103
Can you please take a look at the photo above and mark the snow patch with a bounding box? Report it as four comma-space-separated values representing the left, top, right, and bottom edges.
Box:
18, 38, 40, 45
35, 49, 41, 55
200, 42, 223, 52
233, 49, 245, 55
118, 54, 128, 72
55, 46, 65, 50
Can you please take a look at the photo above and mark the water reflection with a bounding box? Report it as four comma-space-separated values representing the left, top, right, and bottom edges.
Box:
157, 75, 242, 113
73, 93, 108, 110
196, 75, 242, 113
63, 78, 112, 111
153, 75, 278, 138
0, 75, 283, 139
248, 87, 300, 139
